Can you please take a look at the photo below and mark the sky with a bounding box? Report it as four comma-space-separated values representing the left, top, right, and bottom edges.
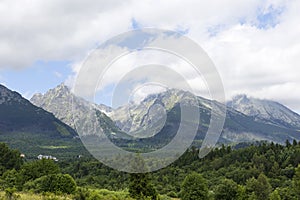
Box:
0, 0, 299, 112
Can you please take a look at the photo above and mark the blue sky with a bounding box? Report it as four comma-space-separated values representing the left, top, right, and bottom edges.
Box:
256, 5, 284, 29
0, 60, 73, 99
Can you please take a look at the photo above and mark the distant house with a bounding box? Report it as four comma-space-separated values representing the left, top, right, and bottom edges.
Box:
37, 154, 58, 161
20, 153, 25, 158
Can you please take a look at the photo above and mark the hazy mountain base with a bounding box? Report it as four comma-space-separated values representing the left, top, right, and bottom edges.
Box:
0, 131, 90, 159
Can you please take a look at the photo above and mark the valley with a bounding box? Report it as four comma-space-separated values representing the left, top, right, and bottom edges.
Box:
1, 84, 300, 199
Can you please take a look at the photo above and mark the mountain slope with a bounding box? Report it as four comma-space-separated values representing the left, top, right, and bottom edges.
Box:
30, 83, 130, 140
109, 89, 195, 138
0, 84, 86, 159
31, 83, 111, 129
110, 89, 300, 145
0, 84, 76, 137
227, 94, 300, 130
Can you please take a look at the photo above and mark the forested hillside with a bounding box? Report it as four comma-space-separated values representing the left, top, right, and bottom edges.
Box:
1, 141, 300, 199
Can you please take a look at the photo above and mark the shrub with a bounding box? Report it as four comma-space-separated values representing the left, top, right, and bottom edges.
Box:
25, 174, 77, 194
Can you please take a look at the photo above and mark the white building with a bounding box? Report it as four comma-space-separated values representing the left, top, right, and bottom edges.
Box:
37, 154, 58, 161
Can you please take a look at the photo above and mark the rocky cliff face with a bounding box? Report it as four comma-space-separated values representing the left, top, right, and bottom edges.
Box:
31, 83, 112, 130
228, 94, 300, 129
30, 83, 130, 139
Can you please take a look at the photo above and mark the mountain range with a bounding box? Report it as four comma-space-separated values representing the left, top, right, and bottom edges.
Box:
1, 83, 300, 158
31, 84, 300, 146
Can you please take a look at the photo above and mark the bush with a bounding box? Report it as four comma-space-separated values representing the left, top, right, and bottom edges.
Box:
25, 174, 77, 194
214, 179, 239, 200
20, 159, 60, 182
5, 188, 20, 200
1, 169, 22, 191
166, 191, 177, 198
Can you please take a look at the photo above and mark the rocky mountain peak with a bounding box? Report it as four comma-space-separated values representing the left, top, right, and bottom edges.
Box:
228, 94, 300, 129
231, 94, 250, 104
0, 84, 26, 105
29, 85, 300, 144
47, 83, 71, 98
31, 83, 71, 105
53, 82, 70, 93
30, 83, 113, 129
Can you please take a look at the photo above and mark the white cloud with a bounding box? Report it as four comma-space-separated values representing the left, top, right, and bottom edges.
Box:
0, 0, 131, 69
0, 0, 265, 69
202, 0, 300, 111
54, 71, 62, 78
130, 83, 167, 103
0, 0, 299, 111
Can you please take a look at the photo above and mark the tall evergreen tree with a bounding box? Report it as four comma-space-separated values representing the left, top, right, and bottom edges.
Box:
180, 172, 208, 200
128, 154, 157, 200
293, 164, 300, 199
129, 173, 157, 200
246, 173, 271, 200
0, 143, 23, 174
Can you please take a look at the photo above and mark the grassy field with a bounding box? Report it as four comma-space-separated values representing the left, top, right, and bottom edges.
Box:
0, 191, 72, 200
0, 190, 179, 200
39, 145, 70, 149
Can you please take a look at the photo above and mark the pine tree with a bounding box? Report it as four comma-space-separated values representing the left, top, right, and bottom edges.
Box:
129, 173, 157, 200
270, 189, 281, 200
180, 172, 208, 200
246, 173, 271, 200
128, 154, 157, 200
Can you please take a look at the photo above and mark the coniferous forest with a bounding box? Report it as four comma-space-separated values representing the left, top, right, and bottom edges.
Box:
1, 140, 300, 200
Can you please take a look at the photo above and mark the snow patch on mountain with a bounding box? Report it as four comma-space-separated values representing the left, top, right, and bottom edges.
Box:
228, 94, 300, 129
